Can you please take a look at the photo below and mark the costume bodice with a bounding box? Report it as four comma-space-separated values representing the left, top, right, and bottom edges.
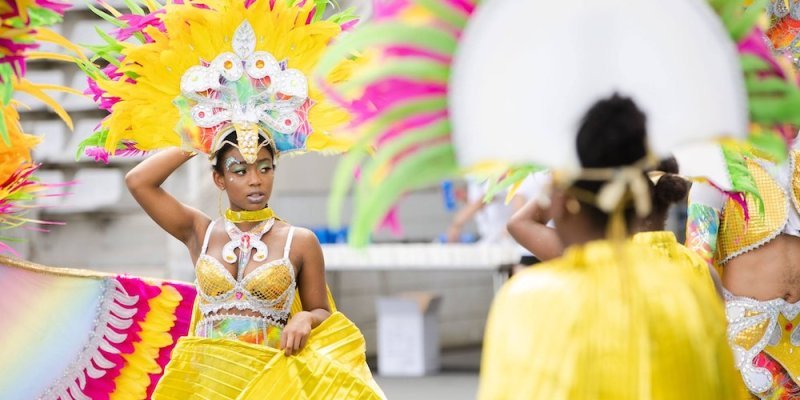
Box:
195, 219, 296, 328
716, 152, 800, 264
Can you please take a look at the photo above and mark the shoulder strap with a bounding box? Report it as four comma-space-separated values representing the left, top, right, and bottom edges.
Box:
201, 219, 217, 255
283, 226, 296, 258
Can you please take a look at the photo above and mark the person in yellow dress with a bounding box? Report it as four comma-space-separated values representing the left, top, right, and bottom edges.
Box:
478, 94, 743, 399
507, 157, 723, 296
73, 0, 385, 398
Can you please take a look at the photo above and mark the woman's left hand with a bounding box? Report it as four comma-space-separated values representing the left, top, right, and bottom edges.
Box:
281, 311, 313, 356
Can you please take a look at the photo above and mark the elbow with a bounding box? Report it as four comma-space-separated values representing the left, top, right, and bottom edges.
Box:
124, 169, 143, 192
506, 218, 522, 240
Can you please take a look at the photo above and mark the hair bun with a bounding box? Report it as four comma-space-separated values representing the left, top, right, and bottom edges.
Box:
653, 174, 689, 206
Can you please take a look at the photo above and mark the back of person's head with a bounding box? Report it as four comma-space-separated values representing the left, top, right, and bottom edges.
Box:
573, 94, 648, 228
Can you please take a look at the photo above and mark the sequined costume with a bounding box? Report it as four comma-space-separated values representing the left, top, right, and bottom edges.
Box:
687, 151, 800, 399
67, 0, 385, 398
193, 220, 297, 348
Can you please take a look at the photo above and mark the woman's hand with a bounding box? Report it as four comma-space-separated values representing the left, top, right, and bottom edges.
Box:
281, 311, 314, 356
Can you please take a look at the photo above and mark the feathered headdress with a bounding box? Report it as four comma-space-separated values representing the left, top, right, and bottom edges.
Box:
316, 0, 800, 246
0, 0, 83, 254
78, 0, 359, 164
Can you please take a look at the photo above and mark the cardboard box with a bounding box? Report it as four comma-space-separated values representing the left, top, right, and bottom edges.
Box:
376, 292, 442, 376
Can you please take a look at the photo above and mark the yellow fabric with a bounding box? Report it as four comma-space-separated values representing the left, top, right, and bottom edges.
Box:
632, 231, 717, 293
717, 157, 789, 264
195, 256, 295, 312
195, 257, 236, 296
479, 240, 745, 400
152, 312, 384, 400
111, 284, 182, 400
792, 151, 800, 212
764, 313, 800, 382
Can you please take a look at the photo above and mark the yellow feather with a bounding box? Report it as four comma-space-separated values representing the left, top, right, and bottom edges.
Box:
22, 51, 79, 63
32, 28, 88, 61
14, 79, 73, 130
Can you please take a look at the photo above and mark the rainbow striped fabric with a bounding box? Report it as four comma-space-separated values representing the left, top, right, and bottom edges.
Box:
0, 256, 196, 400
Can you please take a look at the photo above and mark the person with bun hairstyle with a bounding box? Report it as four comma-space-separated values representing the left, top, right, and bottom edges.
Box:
478, 94, 742, 399
507, 155, 723, 295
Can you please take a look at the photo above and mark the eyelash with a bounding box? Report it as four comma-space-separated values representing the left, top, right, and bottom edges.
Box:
232, 165, 271, 175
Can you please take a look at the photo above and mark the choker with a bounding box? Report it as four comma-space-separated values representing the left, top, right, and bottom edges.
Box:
225, 207, 275, 223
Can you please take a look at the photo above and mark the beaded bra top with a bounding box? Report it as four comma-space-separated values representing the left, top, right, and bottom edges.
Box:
717, 151, 800, 264
195, 219, 296, 327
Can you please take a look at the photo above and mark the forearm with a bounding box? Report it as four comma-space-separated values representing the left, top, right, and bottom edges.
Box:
125, 148, 195, 191
508, 200, 563, 261
295, 309, 331, 329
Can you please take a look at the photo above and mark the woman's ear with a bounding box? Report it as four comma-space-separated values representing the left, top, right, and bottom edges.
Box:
212, 169, 225, 190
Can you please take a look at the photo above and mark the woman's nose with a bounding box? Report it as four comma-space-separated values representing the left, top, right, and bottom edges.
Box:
247, 171, 261, 185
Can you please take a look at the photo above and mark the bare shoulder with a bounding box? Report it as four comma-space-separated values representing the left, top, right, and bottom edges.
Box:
272, 222, 321, 250
289, 226, 322, 247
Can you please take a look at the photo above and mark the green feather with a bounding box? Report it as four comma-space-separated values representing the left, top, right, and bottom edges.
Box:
413, 0, 469, 29
316, 23, 457, 77
327, 148, 369, 228
357, 119, 451, 192
349, 144, 458, 246
75, 129, 111, 160
338, 59, 449, 94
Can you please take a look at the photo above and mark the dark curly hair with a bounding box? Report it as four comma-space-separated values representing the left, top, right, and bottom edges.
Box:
573, 94, 648, 228
641, 157, 689, 231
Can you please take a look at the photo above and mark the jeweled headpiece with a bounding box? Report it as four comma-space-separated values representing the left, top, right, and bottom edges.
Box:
78, 0, 359, 164
178, 21, 310, 163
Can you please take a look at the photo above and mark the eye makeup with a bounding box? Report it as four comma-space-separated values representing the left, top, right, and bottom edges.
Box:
225, 156, 243, 172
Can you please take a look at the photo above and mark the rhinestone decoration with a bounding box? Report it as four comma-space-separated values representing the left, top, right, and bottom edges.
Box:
178, 20, 310, 162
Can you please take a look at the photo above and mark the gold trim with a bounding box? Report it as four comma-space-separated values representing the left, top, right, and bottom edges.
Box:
0, 255, 192, 285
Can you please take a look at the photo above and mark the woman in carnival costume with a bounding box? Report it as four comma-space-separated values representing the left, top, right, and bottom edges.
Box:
314, 0, 776, 398
71, 0, 385, 398
506, 158, 724, 296
681, 2, 800, 397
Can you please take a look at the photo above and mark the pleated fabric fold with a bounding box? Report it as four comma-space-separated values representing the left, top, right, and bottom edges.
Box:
478, 240, 747, 400
153, 312, 385, 400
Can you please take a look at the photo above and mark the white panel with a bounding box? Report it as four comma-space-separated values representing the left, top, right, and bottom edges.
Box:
33, 170, 67, 208
56, 169, 124, 212
30, 120, 67, 162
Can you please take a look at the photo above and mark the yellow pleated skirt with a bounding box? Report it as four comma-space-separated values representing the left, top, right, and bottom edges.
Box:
152, 311, 385, 399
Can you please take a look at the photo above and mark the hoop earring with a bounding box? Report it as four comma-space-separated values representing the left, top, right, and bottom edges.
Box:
218, 188, 226, 217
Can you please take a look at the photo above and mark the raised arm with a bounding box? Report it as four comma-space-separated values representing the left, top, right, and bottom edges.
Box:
125, 148, 209, 247
507, 197, 563, 261
281, 227, 331, 356
446, 199, 485, 242
685, 182, 724, 267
